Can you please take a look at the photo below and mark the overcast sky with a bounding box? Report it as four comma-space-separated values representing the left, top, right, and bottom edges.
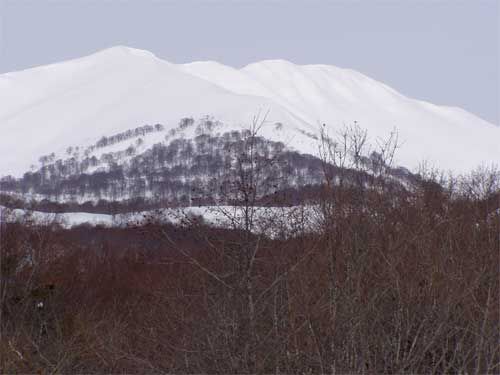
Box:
0, 0, 498, 124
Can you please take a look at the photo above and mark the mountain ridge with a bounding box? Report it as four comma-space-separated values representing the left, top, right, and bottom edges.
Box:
1, 45, 498, 177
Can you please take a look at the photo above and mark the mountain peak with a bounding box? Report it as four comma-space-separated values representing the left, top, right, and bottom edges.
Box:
80, 46, 163, 66
0, 47, 498, 176
92, 45, 159, 60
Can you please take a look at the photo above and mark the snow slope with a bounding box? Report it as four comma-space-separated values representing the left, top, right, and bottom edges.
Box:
183, 59, 500, 173
1, 46, 498, 176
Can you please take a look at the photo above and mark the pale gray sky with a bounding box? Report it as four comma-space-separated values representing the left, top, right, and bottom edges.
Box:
0, 0, 498, 124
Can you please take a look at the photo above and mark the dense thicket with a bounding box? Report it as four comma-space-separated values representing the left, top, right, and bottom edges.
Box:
1, 173, 498, 374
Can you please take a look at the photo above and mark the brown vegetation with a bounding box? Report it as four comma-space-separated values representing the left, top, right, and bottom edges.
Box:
0, 124, 499, 373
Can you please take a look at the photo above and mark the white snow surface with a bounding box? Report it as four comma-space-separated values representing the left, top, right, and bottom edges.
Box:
1, 205, 317, 237
1, 45, 499, 176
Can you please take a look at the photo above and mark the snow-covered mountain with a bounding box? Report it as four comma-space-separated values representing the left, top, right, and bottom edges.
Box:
1, 45, 498, 177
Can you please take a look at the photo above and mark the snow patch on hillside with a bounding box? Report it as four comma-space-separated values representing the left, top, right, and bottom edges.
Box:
1, 205, 317, 237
